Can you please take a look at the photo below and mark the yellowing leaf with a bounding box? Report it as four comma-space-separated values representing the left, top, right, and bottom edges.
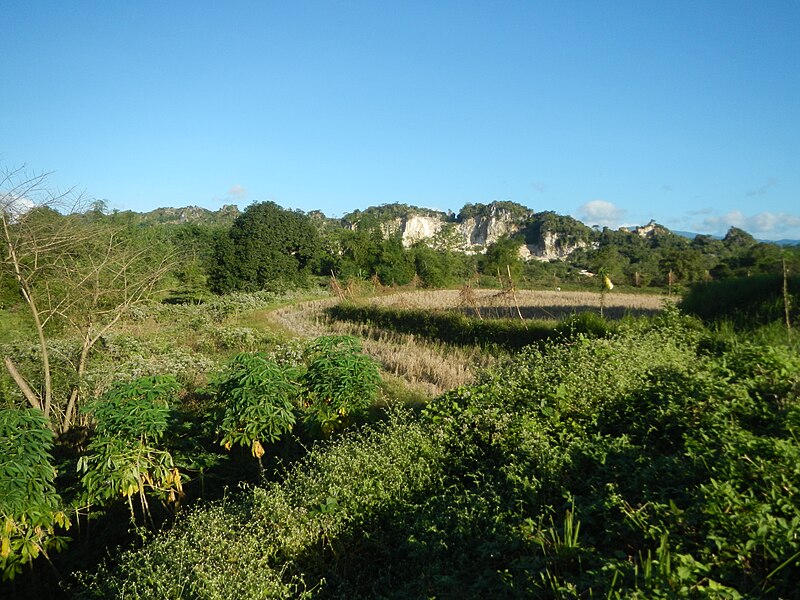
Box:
252, 440, 265, 459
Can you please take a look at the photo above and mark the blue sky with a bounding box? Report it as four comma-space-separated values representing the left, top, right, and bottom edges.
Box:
2, 1, 799, 239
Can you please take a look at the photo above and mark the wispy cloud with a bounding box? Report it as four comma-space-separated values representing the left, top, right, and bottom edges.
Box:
530, 181, 546, 193
688, 207, 714, 216
577, 199, 626, 228
698, 210, 800, 239
745, 178, 777, 197
211, 184, 249, 206
227, 184, 247, 200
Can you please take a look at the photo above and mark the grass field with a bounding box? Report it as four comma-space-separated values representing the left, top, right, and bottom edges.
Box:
365, 288, 667, 319
258, 288, 667, 397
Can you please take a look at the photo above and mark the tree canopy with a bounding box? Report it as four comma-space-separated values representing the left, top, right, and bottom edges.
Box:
209, 202, 319, 293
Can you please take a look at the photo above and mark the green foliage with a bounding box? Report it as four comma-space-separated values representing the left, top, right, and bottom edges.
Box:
78, 376, 183, 522
216, 353, 298, 459
300, 336, 380, 435
0, 408, 70, 581
72, 411, 441, 599
327, 302, 612, 350
343, 203, 445, 225
681, 274, 799, 326
71, 320, 800, 598
374, 235, 415, 286
457, 200, 533, 222
479, 235, 524, 280
524, 211, 595, 247
209, 201, 319, 293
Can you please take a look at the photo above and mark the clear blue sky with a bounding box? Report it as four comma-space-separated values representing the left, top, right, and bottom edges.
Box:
2, 1, 799, 239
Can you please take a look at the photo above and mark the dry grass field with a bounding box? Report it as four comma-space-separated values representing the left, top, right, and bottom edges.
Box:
257, 288, 668, 398
366, 288, 667, 320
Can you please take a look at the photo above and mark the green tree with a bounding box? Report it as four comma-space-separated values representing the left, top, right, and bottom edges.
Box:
209, 201, 319, 293
1, 168, 173, 433
374, 235, 415, 285
479, 235, 523, 282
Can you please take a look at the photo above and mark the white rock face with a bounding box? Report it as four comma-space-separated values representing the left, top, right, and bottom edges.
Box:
519, 231, 590, 261
634, 220, 661, 238
400, 216, 443, 247
359, 205, 590, 260
454, 212, 523, 252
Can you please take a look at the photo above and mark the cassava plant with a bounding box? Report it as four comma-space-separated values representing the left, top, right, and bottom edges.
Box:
216, 353, 298, 473
77, 376, 183, 527
0, 408, 71, 581
300, 335, 380, 436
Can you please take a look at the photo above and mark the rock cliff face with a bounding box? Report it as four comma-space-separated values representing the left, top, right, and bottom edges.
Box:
142, 205, 240, 226
456, 210, 522, 250
382, 207, 526, 252
370, 203, 590, 260
519, 231, 591, 261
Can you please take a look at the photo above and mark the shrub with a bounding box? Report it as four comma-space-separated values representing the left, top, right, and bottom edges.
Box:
0, 408, 71, 581
215, 353, 298, 469
300, 336, 380, 436
681, 274, 799, 326
78, 376, 184, 525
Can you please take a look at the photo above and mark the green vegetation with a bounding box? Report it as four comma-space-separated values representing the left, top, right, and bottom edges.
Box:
327, 302, 615, 350
299, 336, 381, 436
77, 376, 184, 525
67, 314, 800, 598
681, 274, 799, 327
3, 172, 800, 598
0, 408, 70, 582
210, 201, 320, 293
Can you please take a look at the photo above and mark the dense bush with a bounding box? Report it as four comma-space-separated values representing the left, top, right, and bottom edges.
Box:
78, 376, 184, 524
0, 409, 70, 581
300, 336, 380, 435
215, 353, 298, 468
681, 274, 799, 327
71, 316, 800, 597
209, 202, 319, 293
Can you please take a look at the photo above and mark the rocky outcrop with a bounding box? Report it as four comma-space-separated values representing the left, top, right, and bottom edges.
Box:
370, 203, 593, 260
633, 220, 669, 239
378, 207, 524, 252
519, 231, 591, 261
142, 205, 240, 226
401, 215, 444, 245
455, 211, 522, 250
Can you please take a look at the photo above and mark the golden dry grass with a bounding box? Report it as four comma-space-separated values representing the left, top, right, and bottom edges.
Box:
257, 288, 667, 397
258, 297, 499, 397
365, 288, 666, 320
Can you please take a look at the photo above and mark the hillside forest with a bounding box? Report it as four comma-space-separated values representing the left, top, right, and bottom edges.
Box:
2, 169, 800, 598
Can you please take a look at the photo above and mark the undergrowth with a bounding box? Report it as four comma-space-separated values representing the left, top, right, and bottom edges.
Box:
69, 312, 800, 598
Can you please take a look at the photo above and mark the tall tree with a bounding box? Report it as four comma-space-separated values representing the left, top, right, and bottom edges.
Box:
209, 201, 319, 293
1, 167, 172, 432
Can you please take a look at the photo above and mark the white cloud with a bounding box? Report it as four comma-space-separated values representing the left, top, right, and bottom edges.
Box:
0, 192, 35, 219
577, 199, 626, 228
227, 184, 247, 200
698, 210, 800, 239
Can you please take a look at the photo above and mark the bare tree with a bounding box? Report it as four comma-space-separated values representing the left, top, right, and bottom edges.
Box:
1, 166, 173, 433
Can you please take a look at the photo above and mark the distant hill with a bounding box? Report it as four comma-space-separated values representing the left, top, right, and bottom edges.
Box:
674, 230, 799, 246
128, 205, 241, 227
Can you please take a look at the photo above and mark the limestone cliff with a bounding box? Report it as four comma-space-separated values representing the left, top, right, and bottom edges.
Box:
345, 201, 592, 260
